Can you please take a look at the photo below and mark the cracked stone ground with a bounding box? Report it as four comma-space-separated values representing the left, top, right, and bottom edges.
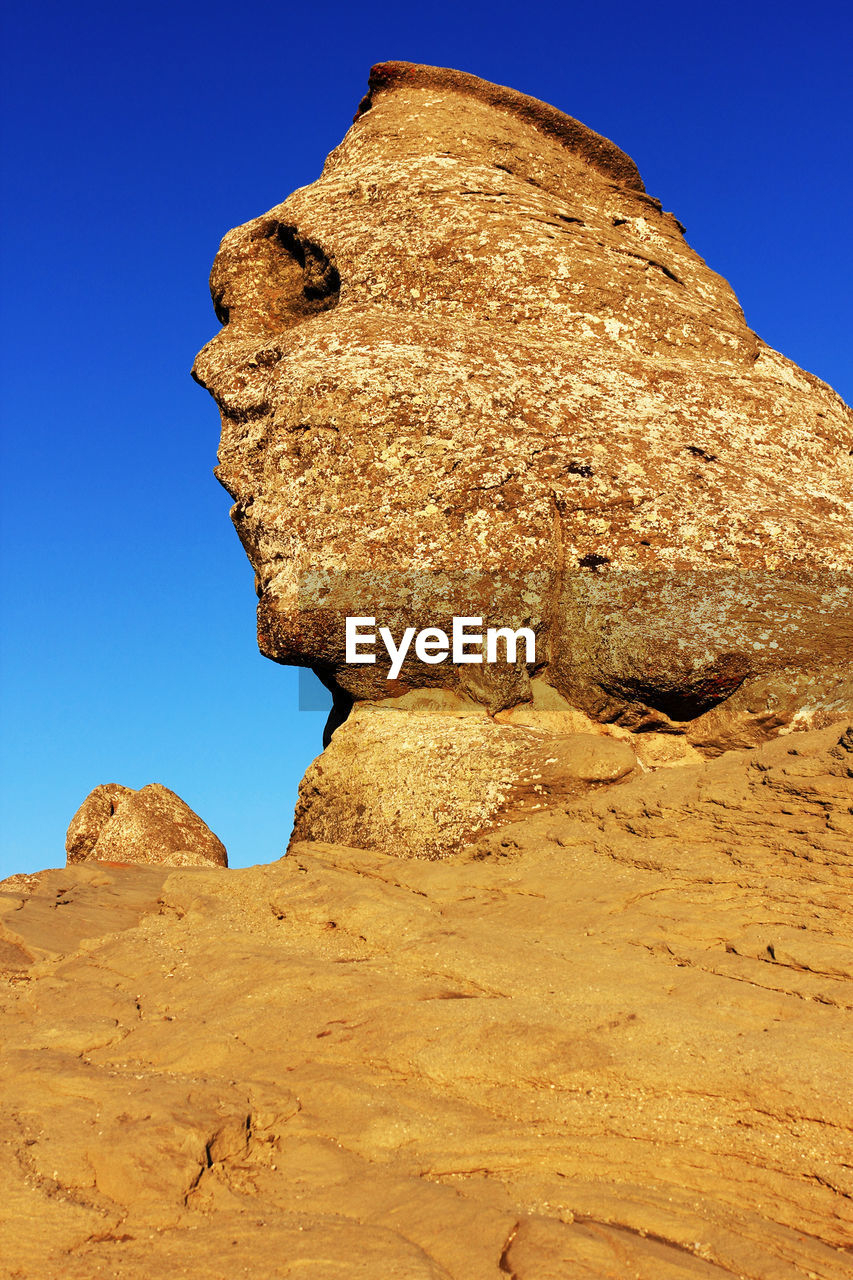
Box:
1, 721, 852, 1278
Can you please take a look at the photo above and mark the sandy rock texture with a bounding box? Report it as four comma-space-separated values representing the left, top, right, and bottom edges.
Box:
2, 720, 852, 1277
193, 61, 853, 748
292, 699, 639, 857
66, 783, 228, 869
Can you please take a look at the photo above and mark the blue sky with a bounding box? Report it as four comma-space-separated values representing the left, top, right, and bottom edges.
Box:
1, 0, 850, 876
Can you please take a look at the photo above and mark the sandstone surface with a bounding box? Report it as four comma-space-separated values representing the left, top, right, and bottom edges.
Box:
2, 720, 852, 1277
66, 783, 228, 869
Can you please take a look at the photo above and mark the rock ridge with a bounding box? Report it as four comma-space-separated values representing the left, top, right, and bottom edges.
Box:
353, 60, 646, 191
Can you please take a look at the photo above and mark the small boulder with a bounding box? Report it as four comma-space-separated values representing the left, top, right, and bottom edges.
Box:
66, 784, 227, 869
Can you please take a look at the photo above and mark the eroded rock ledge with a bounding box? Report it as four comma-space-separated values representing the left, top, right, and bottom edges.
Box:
354, 60, 646, 190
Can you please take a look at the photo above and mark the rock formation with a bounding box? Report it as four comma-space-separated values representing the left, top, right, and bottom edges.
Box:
2, 720, 852, 1276
2, 64, 850, 1278
66, 783, 228, 869
292, 701, 639, 858
193, 60, 853, 856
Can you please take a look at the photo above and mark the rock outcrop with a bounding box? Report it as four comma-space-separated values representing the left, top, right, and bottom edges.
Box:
292, 699, 640, 858
4, 61, 851, 1280
66, 783, 227, 869
193, 60, 853, 855
2, 720, 852, 1276
193, 60, 853, 733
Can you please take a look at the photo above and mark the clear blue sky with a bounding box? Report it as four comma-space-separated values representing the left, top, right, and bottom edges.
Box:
1, 0, 850, 877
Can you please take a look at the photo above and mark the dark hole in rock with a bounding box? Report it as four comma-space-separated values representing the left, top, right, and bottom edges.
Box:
604, 653, 751, 721
274, 223, 341, 306
578, 553, 610, 572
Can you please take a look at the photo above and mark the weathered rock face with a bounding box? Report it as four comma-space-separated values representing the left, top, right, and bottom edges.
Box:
194, 61, 853, 752
66, 783, 227, 869
293, 699, 639, 858
3, 720, 852, 1276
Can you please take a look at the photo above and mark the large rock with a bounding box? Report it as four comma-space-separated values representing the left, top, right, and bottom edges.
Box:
66, 783, 228, 869
193, 62, 852, 855
194, 61, 852, 752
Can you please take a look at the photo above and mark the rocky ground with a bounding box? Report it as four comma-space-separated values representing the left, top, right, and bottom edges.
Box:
4, 57, 851, 1280
2, 719, 851, 1278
